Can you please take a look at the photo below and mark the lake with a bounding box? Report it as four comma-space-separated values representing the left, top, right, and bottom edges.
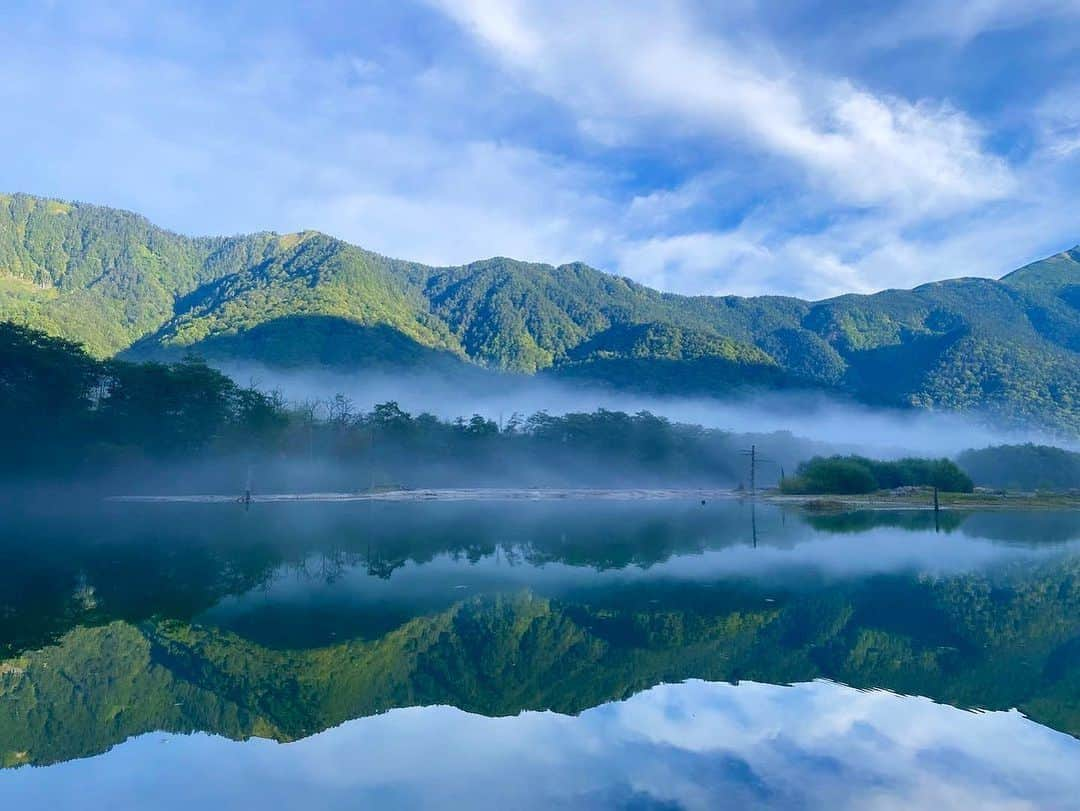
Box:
2, 498, 1080, 809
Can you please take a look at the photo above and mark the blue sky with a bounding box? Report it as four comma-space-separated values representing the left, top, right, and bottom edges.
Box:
2, 0, 1078, 298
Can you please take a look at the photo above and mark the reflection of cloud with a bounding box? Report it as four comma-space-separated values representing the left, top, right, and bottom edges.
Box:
202, 519, 1080, 633
288, 524, 1080, 593
6, 680, 1078, 809
645, 531, 1080, 581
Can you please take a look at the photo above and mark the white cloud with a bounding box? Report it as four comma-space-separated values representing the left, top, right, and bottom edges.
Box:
284, 136, 616, 267
0, 15, 617, 268
417, 0, 1076, 298
614, 231, 772, 296
429, 0, 1014, 217
872, 0, 1080, 44
0, 0, 1075, 299
620, 188, 1078, 299
1036, 83, 1080, 159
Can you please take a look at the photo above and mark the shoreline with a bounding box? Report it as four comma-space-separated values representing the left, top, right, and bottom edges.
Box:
107, 487, 740, 504
105, 487, 1080, 509
762, 490, 1080, 511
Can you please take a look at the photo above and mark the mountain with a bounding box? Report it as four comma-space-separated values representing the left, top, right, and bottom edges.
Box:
2, 193, 1078, 433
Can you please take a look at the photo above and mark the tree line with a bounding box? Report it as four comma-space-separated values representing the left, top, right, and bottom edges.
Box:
8, 321, 1061, 494
956, 444, 1080, 492
1, 323, 753, 488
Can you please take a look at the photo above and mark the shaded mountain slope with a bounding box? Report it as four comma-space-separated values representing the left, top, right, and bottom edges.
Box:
131, 314, 472, 371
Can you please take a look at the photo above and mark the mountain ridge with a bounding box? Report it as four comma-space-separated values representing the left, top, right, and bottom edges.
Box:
2, 192, 1078, 433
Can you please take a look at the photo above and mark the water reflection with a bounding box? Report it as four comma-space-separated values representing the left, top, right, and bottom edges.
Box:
5, 680, 1079, 810
1, 500, 1079, 805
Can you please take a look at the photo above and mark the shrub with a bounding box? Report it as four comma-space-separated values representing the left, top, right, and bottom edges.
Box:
781, 455, 973, 495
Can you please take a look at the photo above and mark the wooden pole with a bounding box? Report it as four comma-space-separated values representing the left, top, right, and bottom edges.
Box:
750, 444, 756, 498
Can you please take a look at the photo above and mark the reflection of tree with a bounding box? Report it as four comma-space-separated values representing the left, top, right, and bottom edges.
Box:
365, 558, 404, 580
0, 501, 763, 657
803, 509, 969, 534
6, 501, 1078, 660
4, 555, 1080, 768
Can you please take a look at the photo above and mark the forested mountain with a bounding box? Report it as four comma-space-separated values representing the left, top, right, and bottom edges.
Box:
2, 193, 1078, 433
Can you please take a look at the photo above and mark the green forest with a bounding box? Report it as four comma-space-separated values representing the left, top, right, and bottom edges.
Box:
5, 321, 1077, 493
0, 322, 806, 489
2, 193, 1078, 434
957, 444, 1080, 491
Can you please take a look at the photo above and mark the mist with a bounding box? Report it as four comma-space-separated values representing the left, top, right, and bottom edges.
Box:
216, 360, 1075, 459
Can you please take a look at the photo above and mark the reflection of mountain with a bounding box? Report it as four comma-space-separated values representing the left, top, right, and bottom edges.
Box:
4, 554, 1080, 768
6, 502, 1079, 659
0, 499, 833, 656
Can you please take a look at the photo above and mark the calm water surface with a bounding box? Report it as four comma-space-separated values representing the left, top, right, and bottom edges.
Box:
2, 499, 1080, 809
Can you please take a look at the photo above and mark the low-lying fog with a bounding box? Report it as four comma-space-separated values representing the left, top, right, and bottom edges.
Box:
217, 361, 1073, 459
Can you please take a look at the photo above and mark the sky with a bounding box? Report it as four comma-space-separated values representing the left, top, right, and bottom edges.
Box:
1, 0, 1078, 299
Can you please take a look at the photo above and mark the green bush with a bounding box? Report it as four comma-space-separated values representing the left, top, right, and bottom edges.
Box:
782, 457, 879, 494
781, 455, 974, 494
